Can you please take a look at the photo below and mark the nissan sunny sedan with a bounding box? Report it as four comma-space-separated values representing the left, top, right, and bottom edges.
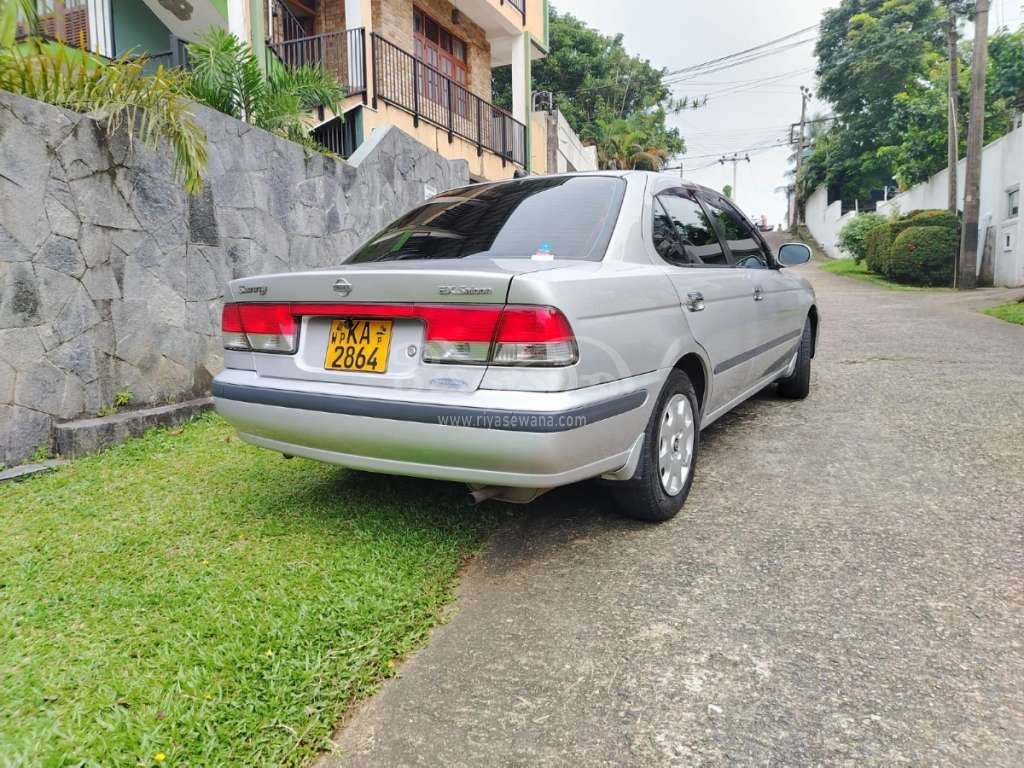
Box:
213, 172, 817, 522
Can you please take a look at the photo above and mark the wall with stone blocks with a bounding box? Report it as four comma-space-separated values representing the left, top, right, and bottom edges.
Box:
0, 90, 469, 465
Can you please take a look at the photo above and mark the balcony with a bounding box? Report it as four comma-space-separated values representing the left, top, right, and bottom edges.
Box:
371, 34, 526, 168
504, 0, 526, 17
268, 28, 368, 97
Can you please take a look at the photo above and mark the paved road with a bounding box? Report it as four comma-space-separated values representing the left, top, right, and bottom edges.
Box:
325, 255, 1024, 767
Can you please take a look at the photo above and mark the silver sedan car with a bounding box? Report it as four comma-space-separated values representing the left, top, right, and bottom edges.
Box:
214, 172, 817, 521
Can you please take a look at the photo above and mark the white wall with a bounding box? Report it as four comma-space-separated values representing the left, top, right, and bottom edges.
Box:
877, 118, 1023, 288
534, 110, 598, 174
806, 118, 1023, 287
804, 187, 857, 260
552, 111, 598, 172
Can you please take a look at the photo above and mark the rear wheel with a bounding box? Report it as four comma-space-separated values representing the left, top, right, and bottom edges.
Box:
777, 318, 812, 399
612, 369, 700, 523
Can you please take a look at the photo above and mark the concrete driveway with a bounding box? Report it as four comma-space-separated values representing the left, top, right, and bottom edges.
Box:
324, 258, 1024, 767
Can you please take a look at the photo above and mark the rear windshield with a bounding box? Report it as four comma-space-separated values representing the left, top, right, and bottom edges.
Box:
347, 176, 626, 263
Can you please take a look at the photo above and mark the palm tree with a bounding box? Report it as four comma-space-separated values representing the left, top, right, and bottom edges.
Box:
186, 28, 346, 148
591, 116, 671, 171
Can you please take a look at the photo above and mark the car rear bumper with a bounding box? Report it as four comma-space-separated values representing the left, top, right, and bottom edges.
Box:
213, 369, 661, 487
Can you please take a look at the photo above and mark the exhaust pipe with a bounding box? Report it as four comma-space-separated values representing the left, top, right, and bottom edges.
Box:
466, 486, 504, 506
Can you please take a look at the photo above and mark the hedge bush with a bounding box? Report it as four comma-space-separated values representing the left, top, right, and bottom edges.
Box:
838, 212, 888, 263
887, 226, 958, 286
863, 209, 960, 277
907, 209, 960, 230
864, 224, 895, 274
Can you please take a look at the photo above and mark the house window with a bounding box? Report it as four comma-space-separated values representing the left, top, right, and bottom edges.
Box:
413, 7, 470, 116
1008, 188, 1020, 219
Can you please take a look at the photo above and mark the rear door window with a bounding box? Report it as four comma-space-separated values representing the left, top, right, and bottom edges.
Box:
655, 193, 729, 266
349, 176, 626, 263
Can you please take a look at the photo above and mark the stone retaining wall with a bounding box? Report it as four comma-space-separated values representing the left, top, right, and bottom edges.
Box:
0, 90, 469, 464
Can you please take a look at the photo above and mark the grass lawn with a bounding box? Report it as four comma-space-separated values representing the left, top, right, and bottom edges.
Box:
0, 414, 502, 767
982, 300, 1024, 325
818, 257, 949, 291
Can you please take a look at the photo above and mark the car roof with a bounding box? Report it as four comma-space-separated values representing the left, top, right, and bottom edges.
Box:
452, 171, 719, 198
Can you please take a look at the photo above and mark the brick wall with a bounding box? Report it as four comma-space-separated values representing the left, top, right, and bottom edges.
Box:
372, 0, 492, 104
315, 0, 346, 35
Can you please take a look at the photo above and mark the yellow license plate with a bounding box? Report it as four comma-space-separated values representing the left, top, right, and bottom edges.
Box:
324, 318, 393, 373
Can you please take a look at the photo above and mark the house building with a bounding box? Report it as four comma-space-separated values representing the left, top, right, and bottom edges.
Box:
21, 0, 549, 181
276, 0, 548, 180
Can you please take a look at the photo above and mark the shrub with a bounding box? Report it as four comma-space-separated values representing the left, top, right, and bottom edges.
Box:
868, 211, 959, 275
906, 209, 961, 230
0, 39, 207, 193
838, 213, 888, 263
864, 224, 895, 274
887, 226, 958, 286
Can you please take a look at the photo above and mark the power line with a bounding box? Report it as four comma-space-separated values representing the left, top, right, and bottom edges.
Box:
662, 38, 818, 84
678, 139, 791, 161
663, 24, 820, 78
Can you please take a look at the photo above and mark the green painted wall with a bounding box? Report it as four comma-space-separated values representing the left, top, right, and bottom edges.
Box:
111, 0, 171, 57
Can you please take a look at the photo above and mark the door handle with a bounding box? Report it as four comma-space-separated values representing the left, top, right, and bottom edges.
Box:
685, 292, 705, 312
753, 286, 765, 301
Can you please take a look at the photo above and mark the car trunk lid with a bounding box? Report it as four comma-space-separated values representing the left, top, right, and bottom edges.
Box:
228, 259, 574, 393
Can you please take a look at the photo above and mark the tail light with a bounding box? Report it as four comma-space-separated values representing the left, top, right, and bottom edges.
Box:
492, 306, 578, 366
221, 303, 297, 354
221, 303, 577, 366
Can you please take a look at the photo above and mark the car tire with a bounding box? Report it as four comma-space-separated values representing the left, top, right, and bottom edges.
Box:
612, 369, 700, 523
777, 318, 812, 399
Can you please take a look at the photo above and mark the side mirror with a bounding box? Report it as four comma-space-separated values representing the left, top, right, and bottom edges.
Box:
777, 242, 812, 267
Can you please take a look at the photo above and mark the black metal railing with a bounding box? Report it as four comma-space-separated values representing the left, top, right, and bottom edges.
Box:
138, 34, 192, 73
371, 34, 526, 167
504, 0, 526, 21
312, 114, 360, 157
266, 0, 309, 47
269, 28, 367, 96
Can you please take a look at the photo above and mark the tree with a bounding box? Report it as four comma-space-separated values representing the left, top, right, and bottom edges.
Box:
805, 1, 1023, 206
492, 7, 685, 169
722, 184, 733, 199
873, 28, 1019, 190
808, 0, 943, 201
186, 29, 346, 149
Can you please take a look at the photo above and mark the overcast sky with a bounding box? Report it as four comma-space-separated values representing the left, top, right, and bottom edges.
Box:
552, 0, 1024, 226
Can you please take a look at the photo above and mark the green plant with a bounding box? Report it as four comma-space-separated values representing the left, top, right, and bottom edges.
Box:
864, 223, 895, 274
114, 390, 134, 408
1, 0, 35, 47
30, 443, 52, 462
0, 40, 207, 193
0, 413, 500, 765
186, 29, 345, 147
838, 212, 888, 263
821, 254, 949, 291
887, 225, 958, 286
982, 300, 1024, 326
906, 209, 960, 229
97, 405, 117, 417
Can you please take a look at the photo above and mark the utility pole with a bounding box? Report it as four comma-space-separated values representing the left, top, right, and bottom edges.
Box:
947, 6, 960, 213
719, 153, 750, 201
959, 0, 991, 291
794, 85, 812, 228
